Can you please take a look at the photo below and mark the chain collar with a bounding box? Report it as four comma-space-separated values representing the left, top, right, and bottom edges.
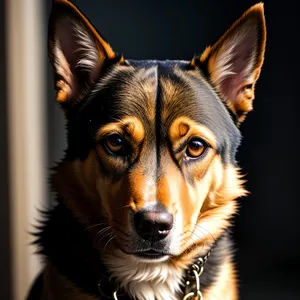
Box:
182, 250, 211, 300
97, 250, 211, 300
97, 279, 128, 300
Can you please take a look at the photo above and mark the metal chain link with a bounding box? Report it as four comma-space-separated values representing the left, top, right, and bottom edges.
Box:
113, 289, 118, 300
182, 251, 210, 300
98, 280, 120, 299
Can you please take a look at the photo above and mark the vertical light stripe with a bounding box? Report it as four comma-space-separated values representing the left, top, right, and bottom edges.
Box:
6, 0, 46, 299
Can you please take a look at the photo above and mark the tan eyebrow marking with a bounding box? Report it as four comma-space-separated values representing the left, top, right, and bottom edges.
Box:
169, 116, 217, 149
179, 123, 190, 137
96, 116, 145, 143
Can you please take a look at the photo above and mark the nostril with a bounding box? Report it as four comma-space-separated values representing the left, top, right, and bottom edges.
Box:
134, 208, 173, 241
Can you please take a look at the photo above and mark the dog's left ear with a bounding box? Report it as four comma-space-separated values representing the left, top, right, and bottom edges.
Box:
195, 3, 266, 123
48, 0, 121, 110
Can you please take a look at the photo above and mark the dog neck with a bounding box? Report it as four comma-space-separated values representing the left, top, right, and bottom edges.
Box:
35, 203, 232, 300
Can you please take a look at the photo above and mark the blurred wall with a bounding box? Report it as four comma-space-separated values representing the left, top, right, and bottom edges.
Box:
0, 0, 11, 299
5, 0, 47, 299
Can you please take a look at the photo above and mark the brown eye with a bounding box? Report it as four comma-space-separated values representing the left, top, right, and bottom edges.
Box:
105, 134, 125, 155
186, 138, 206, 158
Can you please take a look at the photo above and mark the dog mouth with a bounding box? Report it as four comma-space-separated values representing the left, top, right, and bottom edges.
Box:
122, 248, 169, 260
135, 249, 168, 259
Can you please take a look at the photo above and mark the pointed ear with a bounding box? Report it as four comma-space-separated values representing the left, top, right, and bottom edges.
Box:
48, 0, 121, 110
195, 3, 266, 123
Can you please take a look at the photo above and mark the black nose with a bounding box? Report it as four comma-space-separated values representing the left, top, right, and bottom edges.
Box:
134, 206, 173, 241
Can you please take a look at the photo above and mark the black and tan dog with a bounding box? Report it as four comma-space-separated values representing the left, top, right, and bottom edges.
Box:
27, 1, 266, 299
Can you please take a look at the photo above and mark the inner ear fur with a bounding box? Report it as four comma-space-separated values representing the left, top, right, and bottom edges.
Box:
48, 0, 120, 110
194, 3, 266, 123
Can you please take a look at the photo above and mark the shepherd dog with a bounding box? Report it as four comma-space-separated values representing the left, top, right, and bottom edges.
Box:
27, 0, 266, 299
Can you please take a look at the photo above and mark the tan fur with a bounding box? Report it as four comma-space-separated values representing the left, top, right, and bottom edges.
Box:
96, 117, 145, 144
169, 117, 217, 150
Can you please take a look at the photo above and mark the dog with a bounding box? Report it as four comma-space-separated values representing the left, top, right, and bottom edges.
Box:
27, 1, 266, 299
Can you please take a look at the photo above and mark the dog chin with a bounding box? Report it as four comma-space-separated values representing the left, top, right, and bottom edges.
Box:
130, 253, 170, 263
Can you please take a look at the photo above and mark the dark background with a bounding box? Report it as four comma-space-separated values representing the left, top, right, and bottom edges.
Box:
1, 0, 300, 299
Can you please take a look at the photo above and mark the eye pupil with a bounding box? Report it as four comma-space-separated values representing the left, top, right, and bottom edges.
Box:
186, 138, 206, 158
110, 136, 123, 147
105, 134, 125, 154
190, 140, 202, 149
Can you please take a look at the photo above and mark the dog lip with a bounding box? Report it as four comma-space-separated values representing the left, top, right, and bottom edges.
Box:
120, 248, 170, 258
134, 249, 168, 259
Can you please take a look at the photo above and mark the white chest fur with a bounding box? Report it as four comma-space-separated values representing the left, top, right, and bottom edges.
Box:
104, 252, 184, 300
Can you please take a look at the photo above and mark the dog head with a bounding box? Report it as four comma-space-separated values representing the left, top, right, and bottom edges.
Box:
49, 0, 266, 267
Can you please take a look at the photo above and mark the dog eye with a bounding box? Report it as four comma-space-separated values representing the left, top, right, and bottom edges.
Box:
186, 138, 207, 158
105, 134, 125, 155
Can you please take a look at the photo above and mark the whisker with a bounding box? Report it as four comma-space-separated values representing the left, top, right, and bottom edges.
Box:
96, 231, 112, 243
96, 235, 113, 248
181, 222, 217, 244
94, 226, 112, 245
194, 224, 216, 243
179, 230, 204, 248
96, 229, 112, 243
84, 223, 108, 231
103, 236, 115, 253
178, 225, 215, 254
96, 226, 111, 236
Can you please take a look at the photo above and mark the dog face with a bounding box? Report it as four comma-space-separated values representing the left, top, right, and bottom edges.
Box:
49, 0, 265, 264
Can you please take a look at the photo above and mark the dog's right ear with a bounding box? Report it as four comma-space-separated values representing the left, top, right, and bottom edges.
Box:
193, 3, 266, 124
48, 0, 121, 110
